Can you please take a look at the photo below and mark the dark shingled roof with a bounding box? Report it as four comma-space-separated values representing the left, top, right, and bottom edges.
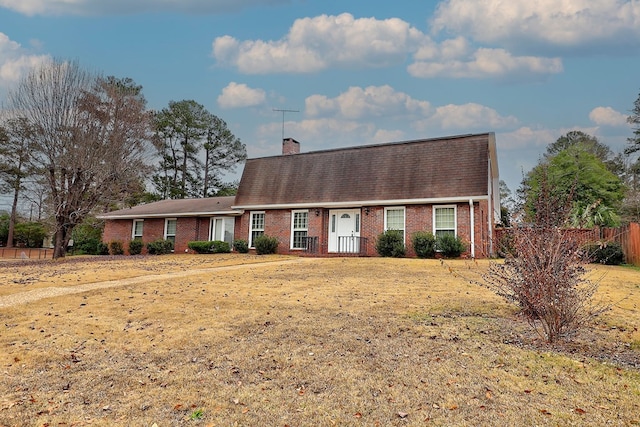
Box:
97, 196, 238, 219
234, 133, 494, 207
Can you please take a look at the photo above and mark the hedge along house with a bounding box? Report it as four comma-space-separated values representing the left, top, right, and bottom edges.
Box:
233, 133, 500, 257
99, 196, 239, 254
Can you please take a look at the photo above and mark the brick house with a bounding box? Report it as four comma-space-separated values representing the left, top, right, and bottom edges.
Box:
99, 196, 239, 254
99, 132, 500, 257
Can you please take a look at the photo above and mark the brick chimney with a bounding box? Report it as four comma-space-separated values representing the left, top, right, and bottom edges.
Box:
282, 138, 300, 155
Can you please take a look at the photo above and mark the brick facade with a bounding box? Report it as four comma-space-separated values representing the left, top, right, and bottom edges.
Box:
102, 217, 220, 254
235, 202, 494, 257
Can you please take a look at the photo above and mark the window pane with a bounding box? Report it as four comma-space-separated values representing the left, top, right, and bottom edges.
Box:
293, 212, 308, 230
435, 207, 455, 238
214, 218, 223, 240
166, 219, 177, 236
252, 213, 265, 230
293, 230, 308, 249
386, 208, 404, 230
133, 220, 143, 237
223, 218, 234, 245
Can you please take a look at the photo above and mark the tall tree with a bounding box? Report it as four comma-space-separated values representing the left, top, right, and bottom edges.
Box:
8, 60, 153, 258
152, 100, 246, 199
152, 100, 209, 199
626, 90, 640, 155
0, 117, 36, 248
202, 116, 246, 197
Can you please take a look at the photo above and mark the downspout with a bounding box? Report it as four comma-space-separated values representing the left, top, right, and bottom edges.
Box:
469, 199, 475, 258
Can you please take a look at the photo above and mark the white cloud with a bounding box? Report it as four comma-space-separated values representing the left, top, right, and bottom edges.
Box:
409, 46, 563, 79
0, 32, 50, 87
212, 13, 427, 74
217, 82, 266, 109
305, 85, 431, 120
416, 103, 519, 131
0, 0, 290, 16
589, 106, 629, 127
432, 0, 640, 52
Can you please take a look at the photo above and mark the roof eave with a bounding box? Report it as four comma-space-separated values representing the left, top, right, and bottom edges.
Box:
97, 209, 244, 220
232, 195, 489, 211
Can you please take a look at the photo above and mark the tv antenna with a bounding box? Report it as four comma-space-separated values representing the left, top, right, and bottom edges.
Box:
273, 108, 299, 141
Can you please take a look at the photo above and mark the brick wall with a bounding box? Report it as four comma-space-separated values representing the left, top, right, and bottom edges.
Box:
235, 203, 493, 258
103, 217, 216, 254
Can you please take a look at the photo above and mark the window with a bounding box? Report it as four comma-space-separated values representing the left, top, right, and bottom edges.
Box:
164, 218, 177, 244
385, 207, 405, 239
291, 210, 308, 249
210, 217, 234, 246
434, 206, 456, 238
249, 212, 265, 248
132, 219, 143, 239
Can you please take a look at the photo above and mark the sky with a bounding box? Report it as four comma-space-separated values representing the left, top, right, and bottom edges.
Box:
1, 0, 639, 210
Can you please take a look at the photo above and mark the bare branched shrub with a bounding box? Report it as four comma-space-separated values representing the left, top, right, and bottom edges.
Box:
484, 170, 602, 342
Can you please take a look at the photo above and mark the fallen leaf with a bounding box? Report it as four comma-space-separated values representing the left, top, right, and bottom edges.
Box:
397, 412, 408, 418
539, 409, 551, 415
574, 408, 586, 414
432, 403, 440, 409
354, 412, 362, 418
485, 389, 493, 399
448, 404, 458, 410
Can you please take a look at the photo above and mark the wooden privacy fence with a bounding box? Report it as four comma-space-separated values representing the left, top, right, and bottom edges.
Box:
601, 223, 640, 266
495, 222, 640, 266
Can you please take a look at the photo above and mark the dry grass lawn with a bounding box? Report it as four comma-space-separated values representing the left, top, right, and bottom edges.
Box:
0, 254, 638, 426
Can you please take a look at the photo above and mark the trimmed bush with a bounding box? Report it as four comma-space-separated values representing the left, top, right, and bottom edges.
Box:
188, 240, 231, 254
376, 230, 405, 258
109, 240, 124, 255
128, 238, 143, 255
584, 241, 624, 265
97, 242, 109, 255
436, 233, 466, 258
146, 239, 174, 255
74, 237, 102, 255
233, 239, 249, 253
411, 231, 436, 258
254, 235, 279, 255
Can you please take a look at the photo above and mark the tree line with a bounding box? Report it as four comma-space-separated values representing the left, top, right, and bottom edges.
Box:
0, 59, 246, 258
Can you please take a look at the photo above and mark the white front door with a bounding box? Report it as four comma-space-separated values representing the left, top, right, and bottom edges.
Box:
328, 209, 361, 253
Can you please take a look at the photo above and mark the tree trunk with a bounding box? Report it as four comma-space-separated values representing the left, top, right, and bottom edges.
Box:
53, 220, 72, 259
6, 187, 19, 248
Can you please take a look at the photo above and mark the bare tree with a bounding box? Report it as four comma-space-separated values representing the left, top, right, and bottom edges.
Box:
8, 60, 153, 258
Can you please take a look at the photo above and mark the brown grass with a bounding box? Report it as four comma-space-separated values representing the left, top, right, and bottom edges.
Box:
0, 255, 638, 426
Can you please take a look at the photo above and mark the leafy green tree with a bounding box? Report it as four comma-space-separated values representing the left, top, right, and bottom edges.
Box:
545, 130, 623, 175
0, 117, 36, 248
524, 142, 625, 227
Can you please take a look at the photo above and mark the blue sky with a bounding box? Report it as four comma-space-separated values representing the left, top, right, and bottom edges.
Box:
0, 0, 639, 204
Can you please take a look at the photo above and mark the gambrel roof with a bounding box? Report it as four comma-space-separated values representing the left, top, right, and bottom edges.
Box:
234, 133, 498, 209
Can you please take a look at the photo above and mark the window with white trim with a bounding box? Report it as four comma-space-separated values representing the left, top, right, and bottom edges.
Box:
290, 210, 308, 249
210, 217, 234, 246
132, 219, 143, 239
434, 206, 456, 238
249, 212, 265, 248
164, 218, 177, 244
384, 207, 405, 240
